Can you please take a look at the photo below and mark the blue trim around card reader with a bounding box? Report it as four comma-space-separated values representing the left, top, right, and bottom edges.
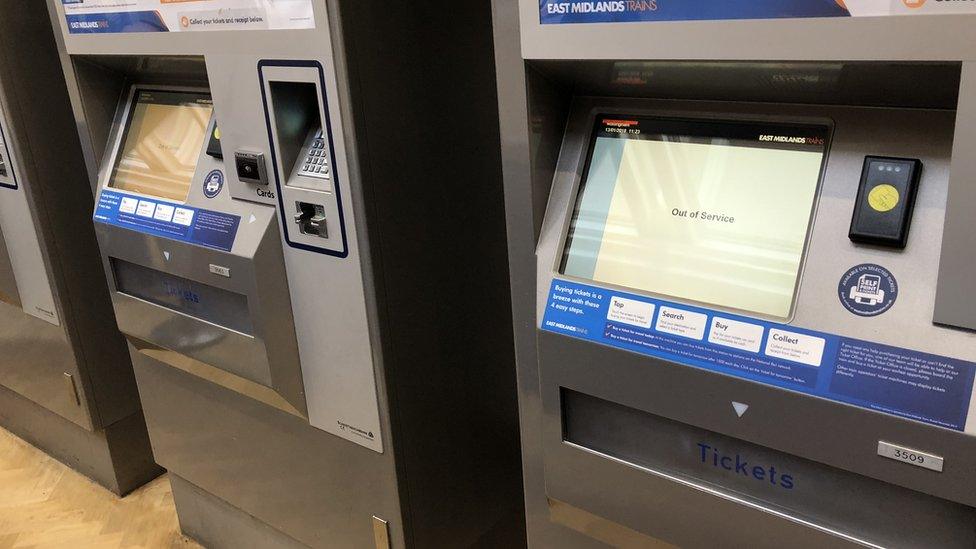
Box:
257, 59, 350, 259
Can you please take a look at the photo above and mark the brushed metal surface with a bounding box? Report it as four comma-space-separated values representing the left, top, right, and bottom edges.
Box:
0, 301, 89, 427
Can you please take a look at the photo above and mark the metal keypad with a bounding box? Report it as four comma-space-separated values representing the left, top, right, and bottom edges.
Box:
300, 131, 331, 179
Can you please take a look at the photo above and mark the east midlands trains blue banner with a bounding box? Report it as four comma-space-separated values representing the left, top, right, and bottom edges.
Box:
540, 0, 851, 24
540, 0, 976, 24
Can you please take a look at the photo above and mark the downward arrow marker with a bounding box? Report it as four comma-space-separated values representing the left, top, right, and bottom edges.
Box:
249, 214, 257, 224
732, 401, 749, 418
163, 251, 171, 261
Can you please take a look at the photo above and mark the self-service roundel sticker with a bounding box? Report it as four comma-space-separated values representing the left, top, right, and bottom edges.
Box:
203, 170, 224, 199
838, 264, 898, 317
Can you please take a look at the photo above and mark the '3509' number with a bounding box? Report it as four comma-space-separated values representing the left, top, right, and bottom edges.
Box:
893, 449, 925, 464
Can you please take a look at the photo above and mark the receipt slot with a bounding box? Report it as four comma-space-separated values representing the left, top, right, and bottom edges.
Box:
494, 2, 976, 547
0, 3, 159, 495
48, 1, 522, 547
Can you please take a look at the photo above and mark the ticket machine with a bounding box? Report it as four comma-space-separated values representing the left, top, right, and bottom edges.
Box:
0, 1, 158, 495
493, 1, 976, 547
48, 1, 522, 547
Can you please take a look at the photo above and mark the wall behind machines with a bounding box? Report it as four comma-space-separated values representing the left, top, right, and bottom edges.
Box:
338, 1, 526, 546
0, 1, 139, 431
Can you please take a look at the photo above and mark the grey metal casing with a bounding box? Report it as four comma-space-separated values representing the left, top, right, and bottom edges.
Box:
92, 85, 307, 416
0, 0, 158, 496
536, 97, 974, 547
493, 2, 976, 547
49, 0, 523, 546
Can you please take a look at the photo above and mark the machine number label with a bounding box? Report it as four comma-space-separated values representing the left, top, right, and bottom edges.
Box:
877, 441, 944, 472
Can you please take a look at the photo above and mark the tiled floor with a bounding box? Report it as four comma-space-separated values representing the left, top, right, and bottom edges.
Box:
0, 427, 201, 548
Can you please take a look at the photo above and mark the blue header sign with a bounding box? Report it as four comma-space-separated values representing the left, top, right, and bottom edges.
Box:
539, 0, 850, 24
542, 279, 976, 432
94, 190, 240, 252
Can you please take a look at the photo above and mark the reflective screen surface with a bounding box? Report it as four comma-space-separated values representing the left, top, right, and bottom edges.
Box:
562, 117, 828, 319
109, 90, 213, 202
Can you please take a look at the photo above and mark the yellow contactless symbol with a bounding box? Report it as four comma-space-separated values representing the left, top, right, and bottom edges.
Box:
868, 184, 900, 213
214, 127, 221, 140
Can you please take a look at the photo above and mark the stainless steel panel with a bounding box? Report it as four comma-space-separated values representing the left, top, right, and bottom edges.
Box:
0, 301, 91, 428
0, 0, 147, 432
561, 388, 975, 548
0, 219, 20, 307
491, 1, 599, 546
535, 96, 976, 507
935, 62, 976, 331
50, 0, 523, 547
132, 348, 403, 549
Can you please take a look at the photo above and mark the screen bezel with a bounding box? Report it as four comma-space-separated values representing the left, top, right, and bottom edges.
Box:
554, 113, 833, 323
103, 86, 214, 204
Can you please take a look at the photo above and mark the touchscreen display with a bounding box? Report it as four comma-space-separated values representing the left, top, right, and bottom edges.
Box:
561, 116, 828, 319
108, 90, 213, 202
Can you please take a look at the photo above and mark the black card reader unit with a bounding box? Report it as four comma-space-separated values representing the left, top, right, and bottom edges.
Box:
206, 123, 223, 159
849, 156, 922, 249
235, 151, 268, 186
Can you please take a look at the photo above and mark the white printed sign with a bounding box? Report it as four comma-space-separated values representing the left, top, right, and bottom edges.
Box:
655, 306, 708, 340
708, 317, 764, 353
62, 0, 315, 34
607, 296, 655, 328
764, 329, 825, 367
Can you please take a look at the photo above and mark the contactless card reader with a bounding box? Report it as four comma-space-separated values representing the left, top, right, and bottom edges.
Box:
849, 156, 922, 249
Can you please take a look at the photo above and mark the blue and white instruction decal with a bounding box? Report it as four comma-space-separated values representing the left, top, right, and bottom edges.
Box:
62, 0, 315, 34
95, 190, 240, 252
543, 279, 976, 431
539, 0, 976, 25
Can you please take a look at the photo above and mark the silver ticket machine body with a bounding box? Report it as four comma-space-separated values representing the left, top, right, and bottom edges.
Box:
48, 0, 522, 547
0, 1, 158, 495
493, 1, 976, 547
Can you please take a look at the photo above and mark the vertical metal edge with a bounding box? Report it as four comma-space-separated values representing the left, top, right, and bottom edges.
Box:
934, 61, 976, 332
63, 372, 80, 406
372, 515, 390, 549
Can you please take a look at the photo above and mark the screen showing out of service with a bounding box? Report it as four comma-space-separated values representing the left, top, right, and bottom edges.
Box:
561, 116, 828, 319
109, 90, 213, 202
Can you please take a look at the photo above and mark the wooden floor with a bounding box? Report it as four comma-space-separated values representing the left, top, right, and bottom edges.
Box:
0, 427, 202, 549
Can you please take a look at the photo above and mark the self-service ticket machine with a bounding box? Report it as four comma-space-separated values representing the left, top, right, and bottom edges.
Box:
494, 2, 976, 547
0, 1, 159, 495
48, 1, 523, 547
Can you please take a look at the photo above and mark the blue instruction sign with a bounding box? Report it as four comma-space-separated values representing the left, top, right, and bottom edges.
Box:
542, 279, 976, 431
94, 190, 240, 252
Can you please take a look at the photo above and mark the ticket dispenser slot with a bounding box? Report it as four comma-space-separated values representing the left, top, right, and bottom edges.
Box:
93, 84, 307, 418
260, 62, 347, 257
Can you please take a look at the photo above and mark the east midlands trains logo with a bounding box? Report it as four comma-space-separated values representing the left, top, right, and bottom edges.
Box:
69, 19, 110, 31
758, 134, 825, 146
543, 0, 658, 16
